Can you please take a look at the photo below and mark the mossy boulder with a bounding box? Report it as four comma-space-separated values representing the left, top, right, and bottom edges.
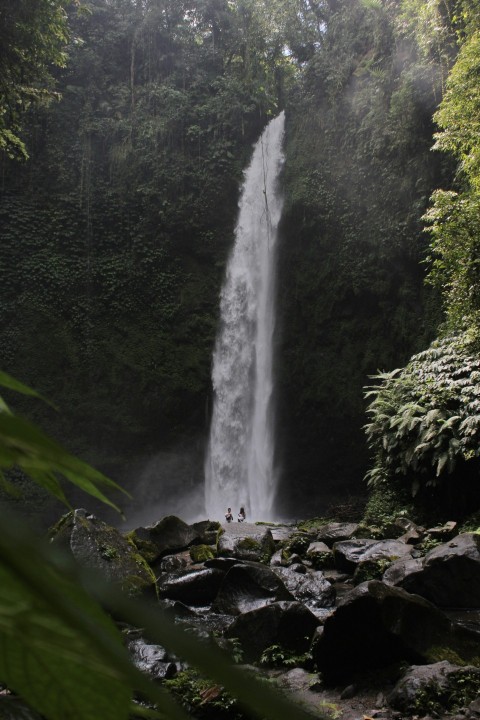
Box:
384, 533, 480, 608
49, 509, 156, 596
130, 515, 203, 563
388, 661, 480, 715
313, 580, 480, 683
306, 541, 334, 569
224, 601, 320, 663
217, 528, 275, 562
189, 544, 215, 563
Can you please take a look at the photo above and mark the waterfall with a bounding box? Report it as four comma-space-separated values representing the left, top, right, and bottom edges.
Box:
204, 112, 285, 522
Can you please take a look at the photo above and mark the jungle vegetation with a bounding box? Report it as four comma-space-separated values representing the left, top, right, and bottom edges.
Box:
1, 0, 480, 518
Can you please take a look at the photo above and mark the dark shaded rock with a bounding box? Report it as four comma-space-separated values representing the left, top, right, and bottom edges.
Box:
469, 697, 480, 716
217, 528, 275, 562
317, 522, 359, 547
224, 601, 320, 662
273, 567, 335, 610
212, 562, 293, 615
157, 568, 224, 605
158, 598, 198, 618
306, 541, 334, 569
284, 532, 314, 556
157, 554, 187, 573
333, 539, 413, 574
192, 520, 221, 545
427, 521, 458, 540
388, 661, 480, 715
383, 556, 423, 588
290, 563, 307, 574
384, 533, 480, 607
128, 638, 177, 680
132, 515, 202, 562
205, 557, 239, 571
49, 509, 155, 596
0, 698, 43, 720
313, 580, 480, 683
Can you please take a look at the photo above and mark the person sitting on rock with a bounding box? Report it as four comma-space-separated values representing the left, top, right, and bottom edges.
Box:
225, 507, 233, 523
238, 507, 246, 522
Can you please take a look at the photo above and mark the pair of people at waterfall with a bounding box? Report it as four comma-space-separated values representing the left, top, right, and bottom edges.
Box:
225, 507, 246, 523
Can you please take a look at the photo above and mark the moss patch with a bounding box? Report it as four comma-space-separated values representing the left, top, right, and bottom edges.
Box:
189, 544, 215, 563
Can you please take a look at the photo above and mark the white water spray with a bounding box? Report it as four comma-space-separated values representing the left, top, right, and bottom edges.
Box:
204, 112, 285, 522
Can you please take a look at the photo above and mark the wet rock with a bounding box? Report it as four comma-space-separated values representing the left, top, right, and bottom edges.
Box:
217, 528, 275, 562
427, 521, 458, 540
131, 515, 203, 562
270, 550, 287, 567
128, 638, 177, 680
0, 698, 43, 720
224, 601, 319, 662
212, 562, 293, 615
204, 556, 239, 571
306, 542, 334, 569
273, 566, 335, 610
313, 580, 480, 683
49, 509, 155, 596
157, 568, 224, 605
270, 550, 284, 566
191, 520, 221, 545
158, 555, 188, 573
384, 533, 480, 607
468, 697, 480, 716
388, 661, 480, 715
333, 538, 413, 574
316, 522, 359, 547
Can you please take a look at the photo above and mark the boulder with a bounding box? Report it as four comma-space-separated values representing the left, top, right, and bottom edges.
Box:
225, 601, 320, 662
306, 542, 334, 569
388, 661, 480, 715
384, 533, 480, 607
333, 538, 413, 574
157, 568, 225, 605
313, 580, 480, 683
217, 528, 275, 562
212, 562, 293, 615
128, 638, 177, 680
270, 550, 284, 567
49, 509, 155, 596
191, 520, 221, 545
0, 698, 43, 720
189, 544, 215, 563
317, 522, 359, 547
273, 567, 335, 610
158, 555, 187, 573
131, 515, 202, 562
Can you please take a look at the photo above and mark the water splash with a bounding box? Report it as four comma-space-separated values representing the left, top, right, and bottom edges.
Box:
204, 112, 285, 522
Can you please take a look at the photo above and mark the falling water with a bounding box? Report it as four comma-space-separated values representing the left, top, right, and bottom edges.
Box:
204, 112, 285, 522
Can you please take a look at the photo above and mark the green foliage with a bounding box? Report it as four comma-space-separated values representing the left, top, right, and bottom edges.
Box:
260, 644, 313, 670
407, 670, 480, 715
276, 0, 445, 510
353, 557, 395, 585
189, 544, 215, 563
0, 0, 73, 158
364, 332, 480, 502
0, 372, 127, 513
0, 374, 323, 720
424, 32, 480, 330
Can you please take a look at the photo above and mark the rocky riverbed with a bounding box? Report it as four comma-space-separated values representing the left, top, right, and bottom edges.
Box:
45, 510, 480, 719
